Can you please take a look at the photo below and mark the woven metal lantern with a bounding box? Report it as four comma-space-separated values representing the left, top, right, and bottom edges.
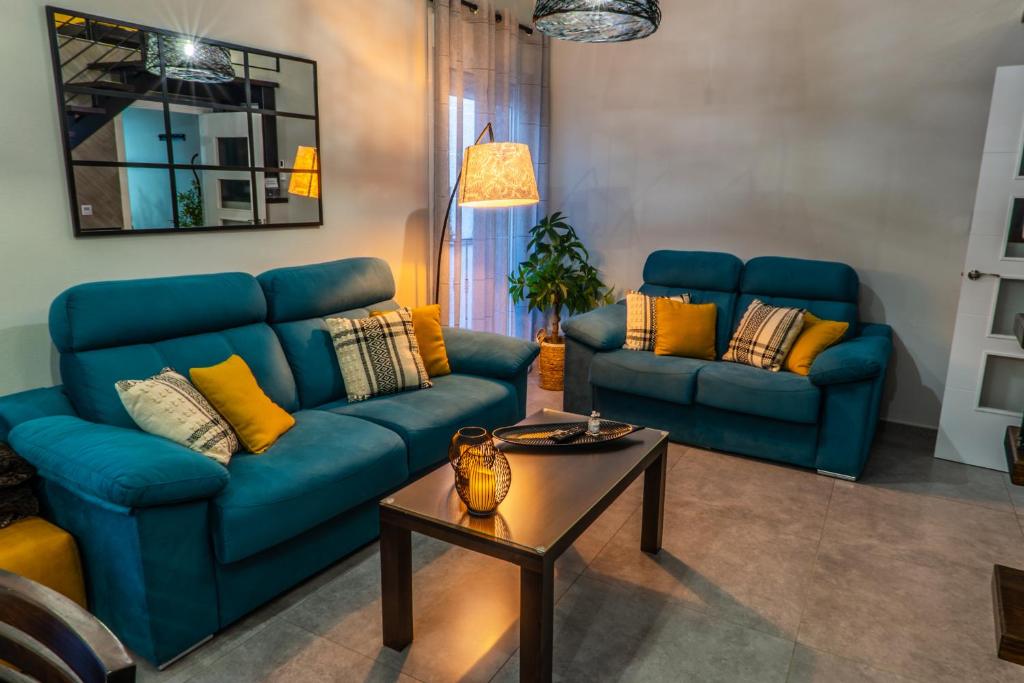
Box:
449, 427, 511, 516
533, 0, 661, 43
145, 33, 234, 83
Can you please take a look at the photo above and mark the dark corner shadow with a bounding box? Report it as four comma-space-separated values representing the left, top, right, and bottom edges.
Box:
859, 280, 941, 428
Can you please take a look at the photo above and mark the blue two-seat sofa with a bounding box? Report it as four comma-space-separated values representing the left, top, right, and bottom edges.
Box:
562, 251, 892, 480
0, 257, 539, 666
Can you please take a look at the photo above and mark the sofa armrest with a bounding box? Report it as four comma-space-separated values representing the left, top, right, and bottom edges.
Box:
562, 304, 626, 351
856, 322, 893, 339
9, 416, 229, 509
0, 386, 77, 443
809, 332, 892, 387
442, 328, 540, 379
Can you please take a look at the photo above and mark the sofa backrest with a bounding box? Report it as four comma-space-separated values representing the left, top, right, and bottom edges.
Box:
640, 251, 744, 358
50, 273, 299, 428
736, 256, 859, 339
257, 257, 398, 408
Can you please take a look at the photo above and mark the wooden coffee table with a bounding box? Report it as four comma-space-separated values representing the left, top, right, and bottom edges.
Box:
378, 409, 669, 682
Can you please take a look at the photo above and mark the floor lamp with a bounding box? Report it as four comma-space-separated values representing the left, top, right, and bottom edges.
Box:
434, 123, 540, 304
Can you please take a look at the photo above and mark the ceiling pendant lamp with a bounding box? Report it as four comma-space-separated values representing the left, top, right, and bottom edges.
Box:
144, 33, 235, 84
533, 0, 661, 43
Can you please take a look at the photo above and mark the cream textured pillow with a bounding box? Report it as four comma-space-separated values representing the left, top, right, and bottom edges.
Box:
623, 290, 691, 351
723, 299, 806, 372
116, 368, 240, 464
326, 308, 432, 402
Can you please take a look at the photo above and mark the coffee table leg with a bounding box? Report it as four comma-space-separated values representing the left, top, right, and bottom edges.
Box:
641, 445, 667, 554
380, 519, 412, 650
520, 564, 554, 683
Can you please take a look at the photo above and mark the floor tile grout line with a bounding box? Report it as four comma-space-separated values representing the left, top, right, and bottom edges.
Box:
790, 477, 835, 652
789, 483, 937, 683
286, 618, 428, 683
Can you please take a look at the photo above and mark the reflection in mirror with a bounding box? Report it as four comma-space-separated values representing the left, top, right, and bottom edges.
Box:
50, 8, 321, 235
1007, 198, 1024, 259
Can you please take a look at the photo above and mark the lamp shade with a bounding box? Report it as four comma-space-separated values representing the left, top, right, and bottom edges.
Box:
145, 33, 234, 83
458, 143, 540, 208
288, 146, 320, 199
533, 0, 661, 43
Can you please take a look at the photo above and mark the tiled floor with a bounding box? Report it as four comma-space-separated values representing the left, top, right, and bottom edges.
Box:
136, 375, 1024, 682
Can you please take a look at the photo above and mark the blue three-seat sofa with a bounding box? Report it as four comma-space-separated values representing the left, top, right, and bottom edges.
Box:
0, 257, 539, 665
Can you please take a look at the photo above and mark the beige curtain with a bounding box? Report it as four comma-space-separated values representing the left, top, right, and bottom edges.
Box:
433, 0, 550, 336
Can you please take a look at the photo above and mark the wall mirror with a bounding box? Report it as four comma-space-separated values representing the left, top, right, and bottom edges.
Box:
47, 7, 322, 236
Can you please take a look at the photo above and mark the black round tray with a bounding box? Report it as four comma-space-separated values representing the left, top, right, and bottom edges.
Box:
492, 420, 641, 448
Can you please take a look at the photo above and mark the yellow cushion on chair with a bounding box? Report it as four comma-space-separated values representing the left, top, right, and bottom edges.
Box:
784, 312, 850, 376
654, 299, 718, 361
190, 355, 295, 454
372, 305, 451, 377
0, 517, 86, 607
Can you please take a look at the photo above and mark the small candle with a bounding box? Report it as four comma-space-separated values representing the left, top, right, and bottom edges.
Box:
467, 464, 497, 513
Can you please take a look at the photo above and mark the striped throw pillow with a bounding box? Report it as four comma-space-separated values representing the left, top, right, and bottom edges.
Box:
326, 308, 432, 402
116, 368, 240, 464
623, 290, 691, 351
724, 299, 806, 372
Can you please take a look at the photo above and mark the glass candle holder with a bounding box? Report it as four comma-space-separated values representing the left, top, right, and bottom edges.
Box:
449, 426, 489, 469
450, 428, 511, 516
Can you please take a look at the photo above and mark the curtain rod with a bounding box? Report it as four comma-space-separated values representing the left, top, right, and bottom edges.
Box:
427, 0, 534, 35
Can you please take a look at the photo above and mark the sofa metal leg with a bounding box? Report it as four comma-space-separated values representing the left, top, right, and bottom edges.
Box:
816, 469, 858, 481
157, 634, 213, 670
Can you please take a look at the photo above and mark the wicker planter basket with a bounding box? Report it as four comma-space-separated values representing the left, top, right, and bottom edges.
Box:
536, 330, 565, 391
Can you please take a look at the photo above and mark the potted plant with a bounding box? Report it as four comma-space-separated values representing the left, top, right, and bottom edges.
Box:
509, 212, 611, 391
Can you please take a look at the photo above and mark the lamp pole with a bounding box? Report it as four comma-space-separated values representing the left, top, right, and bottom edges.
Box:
434, 122, 496, 305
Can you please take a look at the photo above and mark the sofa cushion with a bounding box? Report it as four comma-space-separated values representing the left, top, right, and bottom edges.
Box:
60, 324, 299, 429
258, 257, 396, 324
50, 272, 266, 353
738, 256, 859, 338
271, 301, 400, 409
591, 350, 710, 405
212, 410, 407, 564
696, 362, 821, 424
641, 252, 745, 359
643, 250, 744, 292
49, 271, 300, 428
322, 374, 519, 473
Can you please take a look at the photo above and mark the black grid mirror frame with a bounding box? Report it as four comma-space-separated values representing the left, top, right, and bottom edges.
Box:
46, 5, 323, 237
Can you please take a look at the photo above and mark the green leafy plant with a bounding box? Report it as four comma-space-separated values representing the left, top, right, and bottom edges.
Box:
509, 212, 611, 343
176, 179, 204, 228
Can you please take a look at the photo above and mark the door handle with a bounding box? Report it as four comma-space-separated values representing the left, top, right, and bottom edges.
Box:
967, 270, 1001, 281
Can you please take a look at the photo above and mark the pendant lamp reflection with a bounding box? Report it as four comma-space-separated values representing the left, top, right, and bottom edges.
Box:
533, 0, 661, 43
145, 33, 234, 83
288, 146, 320, 199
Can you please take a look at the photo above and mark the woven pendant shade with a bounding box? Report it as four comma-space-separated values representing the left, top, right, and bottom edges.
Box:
533, 0, 661, 43
145, 34, 234, 83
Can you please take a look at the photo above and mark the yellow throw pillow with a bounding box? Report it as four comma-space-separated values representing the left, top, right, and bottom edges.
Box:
654, 299, 717, 361
372, 304, 451, 377
190, 355, 295, 454
784, 313, 849, 376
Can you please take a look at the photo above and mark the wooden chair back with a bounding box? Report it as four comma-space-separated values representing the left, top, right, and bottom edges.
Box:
0, 569, 134, 682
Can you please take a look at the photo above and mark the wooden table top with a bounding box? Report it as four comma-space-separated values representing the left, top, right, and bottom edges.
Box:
381, 409, 668, 559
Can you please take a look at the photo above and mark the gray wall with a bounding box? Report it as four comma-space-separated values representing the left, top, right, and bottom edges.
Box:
0, 0, 430, 396
548, 1, 1024, 427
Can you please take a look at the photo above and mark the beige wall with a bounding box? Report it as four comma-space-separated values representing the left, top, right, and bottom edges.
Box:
0, 0, 429, 395
549, 1, 1024, 427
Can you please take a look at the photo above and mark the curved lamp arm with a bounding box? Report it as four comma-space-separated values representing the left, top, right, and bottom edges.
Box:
433, 123, 496, 304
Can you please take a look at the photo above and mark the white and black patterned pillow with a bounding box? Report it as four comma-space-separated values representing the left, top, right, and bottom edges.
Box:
723, 299, 805, 372
623, 290, 691, 351
326, 308, 432, 402
116, 368, 240, 464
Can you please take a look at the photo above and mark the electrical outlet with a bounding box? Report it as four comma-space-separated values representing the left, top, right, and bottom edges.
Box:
80, 204, 93, 216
